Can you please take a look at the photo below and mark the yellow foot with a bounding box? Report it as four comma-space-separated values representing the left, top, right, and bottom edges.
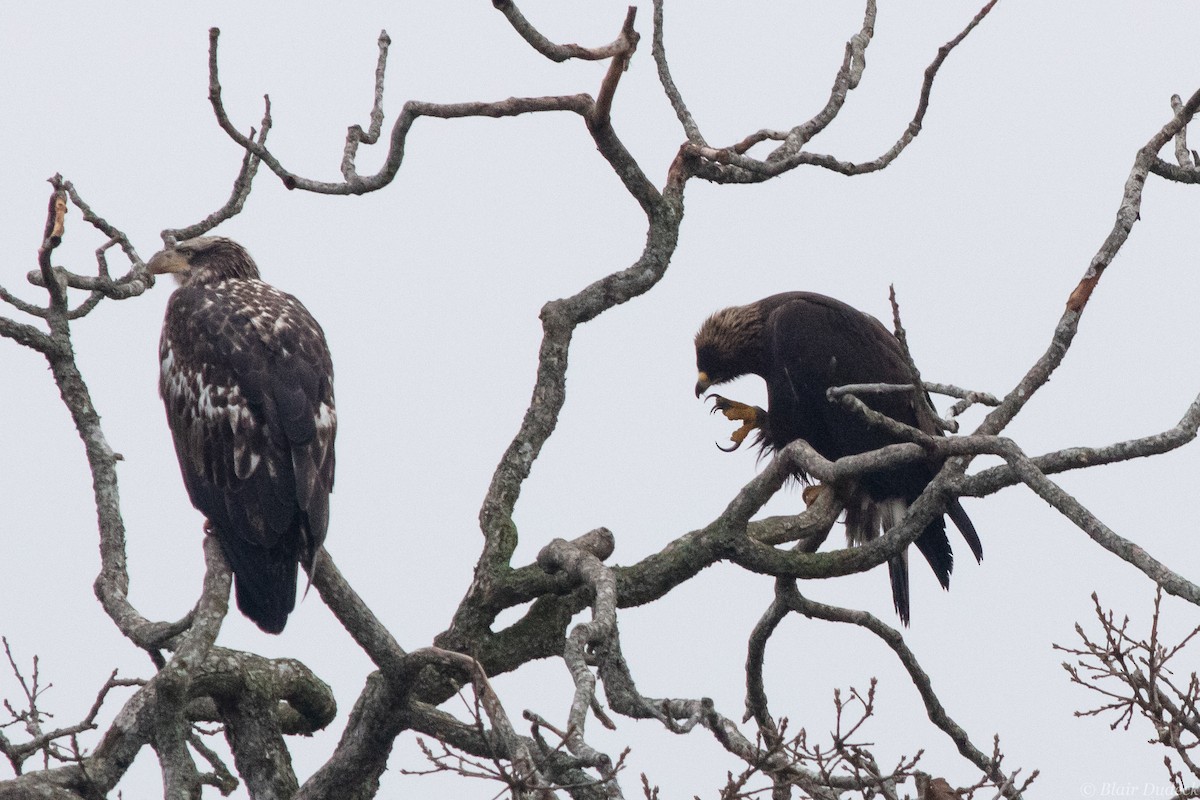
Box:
708, 394, 765, 452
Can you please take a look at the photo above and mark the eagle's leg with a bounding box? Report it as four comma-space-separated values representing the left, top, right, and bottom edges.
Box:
708, 394, 767, 452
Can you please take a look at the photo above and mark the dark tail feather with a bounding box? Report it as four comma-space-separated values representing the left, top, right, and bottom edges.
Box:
948, 500, 982, 562
215, 529, 299, 634
887, 554, 911, 626
232, 565, 297, 634
881, 500, 978, 626
914, 517, 953, 590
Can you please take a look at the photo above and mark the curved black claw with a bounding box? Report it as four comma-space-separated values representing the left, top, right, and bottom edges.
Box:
706, 393, 733, 414
705, 394, 761, 453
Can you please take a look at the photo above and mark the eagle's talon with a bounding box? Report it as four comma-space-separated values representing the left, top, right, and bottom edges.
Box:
706, 394, 761, 451
707, 394, 757, 421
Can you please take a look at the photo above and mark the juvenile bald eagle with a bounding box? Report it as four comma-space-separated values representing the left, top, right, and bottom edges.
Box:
149, 237, 335, 634
694, 291, 980, 624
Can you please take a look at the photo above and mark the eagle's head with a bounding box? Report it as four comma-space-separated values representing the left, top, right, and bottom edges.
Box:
147, 237, 261, 286
693, 302, 768, 397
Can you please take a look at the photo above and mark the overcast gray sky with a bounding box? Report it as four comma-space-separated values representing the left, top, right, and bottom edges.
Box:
3, 2, 1199, 797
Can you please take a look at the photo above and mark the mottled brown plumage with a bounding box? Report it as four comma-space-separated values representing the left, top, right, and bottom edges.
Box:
151, 237, 335, 633
695, 291, 980, 624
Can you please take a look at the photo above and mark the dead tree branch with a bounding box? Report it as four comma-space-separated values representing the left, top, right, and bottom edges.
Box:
0, 641, 141, 776
1057, 591, 1200, 789
777, 583, 1032, 797
672, 0, 998, 184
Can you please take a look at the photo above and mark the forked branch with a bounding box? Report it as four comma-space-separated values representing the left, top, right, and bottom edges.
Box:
673, 0, 999, 184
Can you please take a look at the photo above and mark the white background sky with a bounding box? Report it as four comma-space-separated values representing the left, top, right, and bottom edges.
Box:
2, 2, 1198, 797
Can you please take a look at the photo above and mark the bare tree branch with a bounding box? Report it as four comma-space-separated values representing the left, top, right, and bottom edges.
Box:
494, 1, 635, 62
163, 103, 273, 244
679, 0, 998, 184
0, 641, 138, 776
977, 89, 1200, 445
1057, 591, 1200, 791
342, 30, 391, 182
650, 0, 704, 144
777, 583, 1034, 798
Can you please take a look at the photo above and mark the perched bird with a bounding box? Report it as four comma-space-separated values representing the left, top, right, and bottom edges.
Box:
694, 291, 980, 624
149, 237, 335, 633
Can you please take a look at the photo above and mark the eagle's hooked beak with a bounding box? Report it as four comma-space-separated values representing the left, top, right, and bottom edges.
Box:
695, 371, 711, 398
146, 249, 191, 277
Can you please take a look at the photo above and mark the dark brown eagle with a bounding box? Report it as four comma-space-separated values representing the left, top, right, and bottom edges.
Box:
694, 291, 980, 624
149, 237, 335, 634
